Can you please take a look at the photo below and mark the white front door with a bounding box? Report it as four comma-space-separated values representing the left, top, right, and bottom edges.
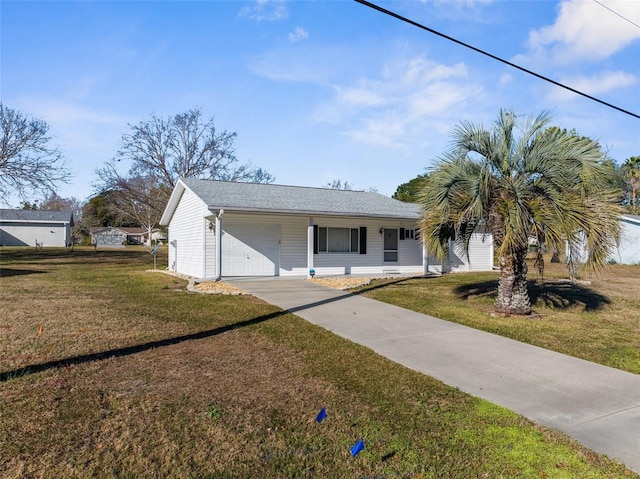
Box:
221, 223, 280, 276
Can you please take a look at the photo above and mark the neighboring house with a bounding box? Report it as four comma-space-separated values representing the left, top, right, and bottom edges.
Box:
90, 227, 151, 247
151, 229, 167, 244
611, 215, 640, 265
91, 227, 128, 247
566, 215, 640, 266
0, 209, 74, 247
119, 227, 148, 245
159, 178, 494, 279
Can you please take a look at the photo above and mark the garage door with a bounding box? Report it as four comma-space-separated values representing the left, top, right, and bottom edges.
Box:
221, 223, 280, 276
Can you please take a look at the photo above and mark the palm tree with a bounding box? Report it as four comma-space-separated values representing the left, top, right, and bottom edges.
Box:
622, 156, 640, 214
420, 110, 622, 316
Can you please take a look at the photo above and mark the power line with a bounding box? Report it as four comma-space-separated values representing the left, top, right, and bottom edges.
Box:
593, 0, 640, 30
354, 0, 640, 120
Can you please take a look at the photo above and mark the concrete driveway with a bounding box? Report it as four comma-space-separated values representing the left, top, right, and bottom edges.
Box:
228, 277, 640, 473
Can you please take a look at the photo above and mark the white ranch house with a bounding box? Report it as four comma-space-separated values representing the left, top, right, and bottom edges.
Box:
159, 179, 494, 280
0, 209, 74, 247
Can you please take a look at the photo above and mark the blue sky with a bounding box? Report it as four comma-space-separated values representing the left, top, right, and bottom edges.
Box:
2, 0, 639, 205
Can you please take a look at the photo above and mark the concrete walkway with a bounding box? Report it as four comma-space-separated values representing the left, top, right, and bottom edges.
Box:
229, 277, 640, 473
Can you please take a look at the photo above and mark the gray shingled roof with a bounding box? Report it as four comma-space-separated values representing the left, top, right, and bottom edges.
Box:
183, 178, 420, 219
0, 209, 74, 224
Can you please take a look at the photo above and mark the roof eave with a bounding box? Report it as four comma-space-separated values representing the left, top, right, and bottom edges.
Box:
206, 205, 419, 221
160, 180, 186, 225
0, 219, 72, 224
620, 215, 640, 226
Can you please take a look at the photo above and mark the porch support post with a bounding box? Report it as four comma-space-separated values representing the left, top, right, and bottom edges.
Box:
307, 217, 314, 278
214, 209, 224, 281
422, 239, 429, 276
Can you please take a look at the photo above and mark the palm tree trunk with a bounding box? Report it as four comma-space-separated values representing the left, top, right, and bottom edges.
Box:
495, 247, 531, 316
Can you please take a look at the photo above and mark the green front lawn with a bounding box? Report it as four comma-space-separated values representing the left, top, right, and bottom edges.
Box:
0, 247, 636, 478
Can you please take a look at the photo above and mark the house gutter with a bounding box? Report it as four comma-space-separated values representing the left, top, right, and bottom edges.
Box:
205, 205, 420, 221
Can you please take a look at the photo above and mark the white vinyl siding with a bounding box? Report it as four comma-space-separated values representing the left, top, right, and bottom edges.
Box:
445, 231, 494, 273
613, 218, 640, 265
167, 204, 495, 278
0, 222, 70, 247
207, 213, 426, 277
166, 188, 211, 278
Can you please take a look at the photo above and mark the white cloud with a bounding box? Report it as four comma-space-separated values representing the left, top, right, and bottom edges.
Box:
249, 45, 347, 84
288, 26, 308, 43
18, 98, 126, 128
347, 112, 408, 148
239, 0, 288, 22
527, 0, 640, 64
317, 56, 481, 149
498, 73, 513, 86
431, 0, 494, 7
251, 57, 326, 83
14, 96, 129, 155
547, 70, 638, 102
334, 86, 386, 108
402, 58, 468, 84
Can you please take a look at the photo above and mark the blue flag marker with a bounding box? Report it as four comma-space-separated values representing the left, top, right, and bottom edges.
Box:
351, 438, 365, 457
316, 407, 327, 423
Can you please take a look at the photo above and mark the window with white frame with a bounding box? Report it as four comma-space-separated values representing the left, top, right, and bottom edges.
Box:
400, 228, 416, 240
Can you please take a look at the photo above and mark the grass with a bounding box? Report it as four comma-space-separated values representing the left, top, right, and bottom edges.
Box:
356, 258, 640, 374
0, 247, 637, 478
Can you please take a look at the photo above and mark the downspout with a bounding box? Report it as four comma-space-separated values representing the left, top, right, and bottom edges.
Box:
307, 217, 314, 278
214, 209, 224, 281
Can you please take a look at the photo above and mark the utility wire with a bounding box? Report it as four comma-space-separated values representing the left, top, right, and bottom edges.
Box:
593, 0, 640, 30
354, 0, 640, 120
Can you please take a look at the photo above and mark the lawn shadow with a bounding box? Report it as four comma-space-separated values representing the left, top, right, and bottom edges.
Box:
351, 276, 419, 295
0, 268, 47, 278
0, 276, 421, 382
0, 309, 288, 382
454, 279, 611, 312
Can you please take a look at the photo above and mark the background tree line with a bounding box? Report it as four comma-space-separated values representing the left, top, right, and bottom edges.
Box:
393, 153, 640, 214
2, 101, 638, 256
1, 104, 275, 243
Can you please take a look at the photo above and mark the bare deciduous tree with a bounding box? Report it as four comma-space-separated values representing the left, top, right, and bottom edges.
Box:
96, 160, 169, 246
117, 108, 273, 188
325, 179, 353, 190
95, 108, 274, 238
0, 103, 70, 203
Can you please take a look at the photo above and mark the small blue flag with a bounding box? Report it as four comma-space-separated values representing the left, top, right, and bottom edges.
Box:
350, 438, 365, 457
316, 407, 327, 423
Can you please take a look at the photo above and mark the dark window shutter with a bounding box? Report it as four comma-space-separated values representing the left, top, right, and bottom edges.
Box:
400, 228, 405, 240
359, 227, 367, 254
313, 225, 319, 254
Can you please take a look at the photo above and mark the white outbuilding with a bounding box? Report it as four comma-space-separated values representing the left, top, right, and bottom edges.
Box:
611, 215, 640, 265
0, 209, 74, 248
